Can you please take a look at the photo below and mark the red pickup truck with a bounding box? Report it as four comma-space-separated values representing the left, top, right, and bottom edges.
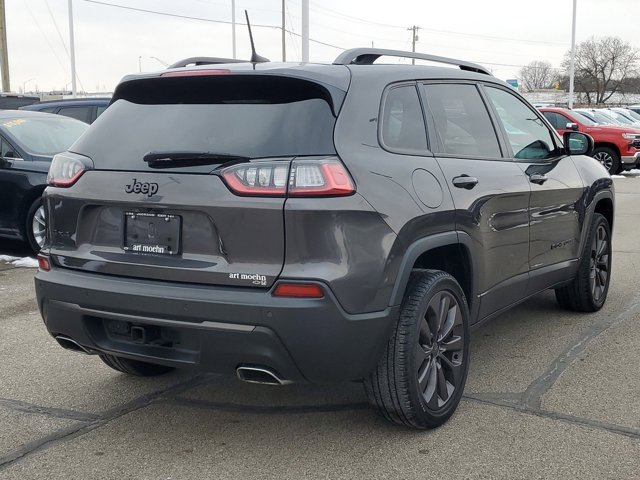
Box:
540, 107, 640, 174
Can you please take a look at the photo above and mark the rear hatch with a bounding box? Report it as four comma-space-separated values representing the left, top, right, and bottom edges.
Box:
46, 71, 346, 288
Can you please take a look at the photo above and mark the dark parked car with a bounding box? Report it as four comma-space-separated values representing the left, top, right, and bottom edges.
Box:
36, 48, 614, 429
20, 98, 111, 124
0, 110, 88, 252
0, 93, 40, 110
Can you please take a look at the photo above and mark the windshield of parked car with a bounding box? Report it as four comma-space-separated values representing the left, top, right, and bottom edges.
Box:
620, 109, 640, 122
604, 110, 634, 125
571, 111, 597, 126
589, 111, 619, 125
1, 116, 88, 156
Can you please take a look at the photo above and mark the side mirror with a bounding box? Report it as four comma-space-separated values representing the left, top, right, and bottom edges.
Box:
563, 131, 594, 156
566, 122, 579, 131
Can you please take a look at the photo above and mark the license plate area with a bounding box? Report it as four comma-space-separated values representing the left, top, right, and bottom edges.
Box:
123, 212, 181, 255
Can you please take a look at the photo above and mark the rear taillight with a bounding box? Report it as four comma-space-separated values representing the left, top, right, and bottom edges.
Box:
47, 153, 93, 187
289, 159, 355, 196
222, 162, 289, 196
220, 157, 355, 197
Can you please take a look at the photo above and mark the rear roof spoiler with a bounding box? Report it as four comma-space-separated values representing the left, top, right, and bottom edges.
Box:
333, 48, 491, 75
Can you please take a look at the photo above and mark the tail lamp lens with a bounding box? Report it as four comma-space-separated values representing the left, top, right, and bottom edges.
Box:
222, 163, 289, 196
289, 160, 355, 196
220, 158, 355, 197
48, 153, 91, 187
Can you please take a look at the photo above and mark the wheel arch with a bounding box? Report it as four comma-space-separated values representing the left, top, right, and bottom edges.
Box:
592, 142, 621, 158
388, 232, 478, 317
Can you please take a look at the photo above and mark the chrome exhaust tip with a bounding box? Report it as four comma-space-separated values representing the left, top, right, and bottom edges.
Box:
236, 366, 293, 386
54, 335, 94, 355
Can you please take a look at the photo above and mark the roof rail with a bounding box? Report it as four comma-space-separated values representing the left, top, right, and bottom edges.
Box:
333, 48, 491, 75
167, 57, 247, 69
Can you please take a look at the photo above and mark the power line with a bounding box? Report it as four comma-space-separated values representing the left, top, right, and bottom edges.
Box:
23, 0, 70, 79
43, 0, 85, 91
82, 0, 345, 50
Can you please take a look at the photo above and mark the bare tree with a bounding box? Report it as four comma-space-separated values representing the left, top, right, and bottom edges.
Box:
518, 60, 556, 91
563, 36, 639, 104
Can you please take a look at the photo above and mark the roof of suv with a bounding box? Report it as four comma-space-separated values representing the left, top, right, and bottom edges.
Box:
115, 48, 506, 93
20, 98, 111, 110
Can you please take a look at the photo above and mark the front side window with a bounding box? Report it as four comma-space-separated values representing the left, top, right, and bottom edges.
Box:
422, 83, 501, 158
485, 87, 558, 160
380, 85, 428, 153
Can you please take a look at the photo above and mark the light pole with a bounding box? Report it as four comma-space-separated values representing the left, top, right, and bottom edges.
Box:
138, 56, 142, 72
301, 0, 309, 62
22, 78, 34, 94
68, 0, 77, 97
231, 0, 236, 59
568, 0, 577, 108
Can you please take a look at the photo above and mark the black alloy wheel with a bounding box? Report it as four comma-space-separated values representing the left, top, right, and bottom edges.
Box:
364, 270, 470, 429
555, 213, 612, 312
416, 291, 465, 409
589, 223, 609, 304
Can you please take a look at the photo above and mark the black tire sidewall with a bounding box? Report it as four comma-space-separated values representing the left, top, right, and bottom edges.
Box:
404, 273, 471, 424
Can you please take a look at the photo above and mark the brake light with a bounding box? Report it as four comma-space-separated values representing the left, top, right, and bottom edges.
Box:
289, 159, 355, 196
222, 162, 289, 196
48, 153, 92, 187
273, 283, 324, 298
161, 69, 231, 77
220, 157, 355, 197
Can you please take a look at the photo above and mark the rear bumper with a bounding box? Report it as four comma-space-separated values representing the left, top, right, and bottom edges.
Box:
35, 267, 398, 384
620, 151, 640, 167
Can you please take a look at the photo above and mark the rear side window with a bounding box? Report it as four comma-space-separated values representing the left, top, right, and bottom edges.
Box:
542, 111, 563, 129
380, 85, 428, 153
422, 83, 501, 158
72, 75, 338, 172
57, 106, 92, 124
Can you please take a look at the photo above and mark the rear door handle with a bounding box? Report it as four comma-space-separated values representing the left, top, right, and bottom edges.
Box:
528, 173, 548, 185
452, 175, 479, 189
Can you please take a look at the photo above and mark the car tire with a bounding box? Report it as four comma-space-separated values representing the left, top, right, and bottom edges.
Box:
99, 353, 175, 376
25, 197, 46, 254
592, 147, 620, 174
363, 270, 470, 429
555, 213, 611, 312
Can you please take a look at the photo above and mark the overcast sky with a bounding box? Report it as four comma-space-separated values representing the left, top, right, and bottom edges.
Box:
5, 0, 639, 93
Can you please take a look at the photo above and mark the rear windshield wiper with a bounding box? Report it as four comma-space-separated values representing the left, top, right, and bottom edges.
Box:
143, 151, 250, 169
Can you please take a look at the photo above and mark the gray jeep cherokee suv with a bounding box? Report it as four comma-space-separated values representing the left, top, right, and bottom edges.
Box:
35, 48, 614, 429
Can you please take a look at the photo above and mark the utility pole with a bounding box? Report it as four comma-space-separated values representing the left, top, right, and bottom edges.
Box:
301, 0, 309, 62
231, 0, 236, 59
568, 0, 577, 109
68, 0, 77, 97
0, 0, 10, 92
281, 0, 286, 61
407, 25, 420, 64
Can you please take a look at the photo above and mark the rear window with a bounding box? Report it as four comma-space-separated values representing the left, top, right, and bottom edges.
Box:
72, 75, 338, 172
1, 116, 88, 156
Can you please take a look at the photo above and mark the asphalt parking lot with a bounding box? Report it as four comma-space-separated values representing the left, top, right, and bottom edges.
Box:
1, 177, 639, 479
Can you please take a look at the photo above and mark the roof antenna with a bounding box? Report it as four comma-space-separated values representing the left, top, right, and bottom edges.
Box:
245, 10, 270, 63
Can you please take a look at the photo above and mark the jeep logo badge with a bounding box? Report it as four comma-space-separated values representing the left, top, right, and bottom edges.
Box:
125, 179, 159, 197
